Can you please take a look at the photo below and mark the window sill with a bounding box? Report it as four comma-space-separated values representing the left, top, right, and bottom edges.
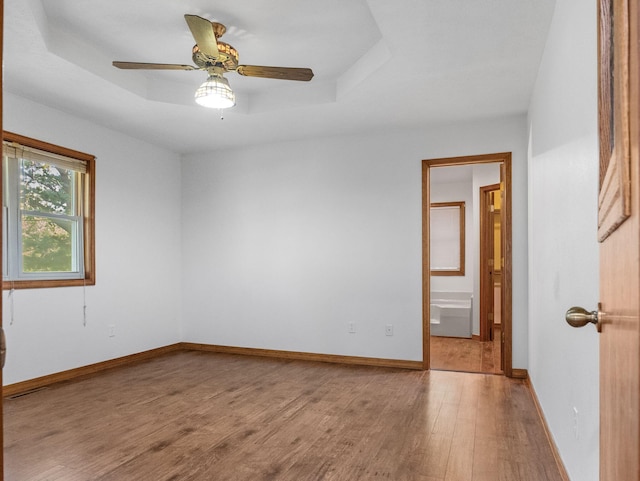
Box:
3, 276, 95, 290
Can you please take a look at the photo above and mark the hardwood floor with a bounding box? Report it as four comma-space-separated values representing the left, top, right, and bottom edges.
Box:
430, 327, 502, 374
4, 351, 563, 481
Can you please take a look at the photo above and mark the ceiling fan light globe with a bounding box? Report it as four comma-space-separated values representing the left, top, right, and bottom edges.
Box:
194, 75, 236, 109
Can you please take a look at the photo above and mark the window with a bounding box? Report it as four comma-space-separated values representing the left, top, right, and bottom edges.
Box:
2, 132, 95, 289
430, 201, 465, 276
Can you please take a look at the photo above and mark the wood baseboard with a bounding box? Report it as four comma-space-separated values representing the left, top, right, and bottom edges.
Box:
3, 343, 423, 397
3, 344, 183, 398
180, 343, 424, 371
525, 377, 571, 481
511, 368, 528, 379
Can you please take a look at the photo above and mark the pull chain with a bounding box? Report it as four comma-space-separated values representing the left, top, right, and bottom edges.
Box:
9, 286, 15, 326
83, 278, 87, 327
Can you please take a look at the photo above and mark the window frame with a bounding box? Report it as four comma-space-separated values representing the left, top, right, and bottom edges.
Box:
430, 201, 465, 276
2, 131, 95, 289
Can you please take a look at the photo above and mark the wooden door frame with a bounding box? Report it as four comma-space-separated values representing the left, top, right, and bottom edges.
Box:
422, 152, 513, 377
479, 183, 501, 343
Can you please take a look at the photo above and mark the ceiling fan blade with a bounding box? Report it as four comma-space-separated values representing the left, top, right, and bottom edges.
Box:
236, 65, 314, 81
184, 14, 219, 58
113, 61, 196, 70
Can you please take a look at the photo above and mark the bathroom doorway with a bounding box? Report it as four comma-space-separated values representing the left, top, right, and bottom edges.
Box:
422, 153, 513, 377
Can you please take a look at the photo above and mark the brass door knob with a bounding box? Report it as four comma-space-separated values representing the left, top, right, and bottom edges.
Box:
565, 305, 602, 332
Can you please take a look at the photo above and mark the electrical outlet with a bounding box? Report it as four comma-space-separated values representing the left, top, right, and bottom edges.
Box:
348, 322, 356, 333
385, 324, 393, 336
108, 325, 116, 338
572, 406, 579, 439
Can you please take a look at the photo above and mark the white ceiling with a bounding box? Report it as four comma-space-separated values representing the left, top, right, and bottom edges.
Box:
5, 0, 556, 155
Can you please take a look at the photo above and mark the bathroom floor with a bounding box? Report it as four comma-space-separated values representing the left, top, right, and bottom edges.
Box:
430, 326, 502, 374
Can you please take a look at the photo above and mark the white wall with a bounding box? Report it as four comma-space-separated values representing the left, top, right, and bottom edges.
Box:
2, 92, 183, 385
0, 102, 530, 381
0, 102, 529, 380
527, 0, 600, 479
182, 116, 529, 366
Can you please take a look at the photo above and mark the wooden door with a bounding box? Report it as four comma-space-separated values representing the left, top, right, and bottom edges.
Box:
599, 164, 639, 480
480, 184, 500, 343
596, 0, 639, 479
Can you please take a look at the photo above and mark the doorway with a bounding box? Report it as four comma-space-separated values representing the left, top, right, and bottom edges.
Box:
422, 153, 512, 377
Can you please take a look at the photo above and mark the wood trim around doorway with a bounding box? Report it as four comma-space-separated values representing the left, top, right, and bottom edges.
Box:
422, 152, 513, 377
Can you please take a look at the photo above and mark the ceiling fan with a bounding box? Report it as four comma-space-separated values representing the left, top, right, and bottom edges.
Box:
113, 14, 314, 109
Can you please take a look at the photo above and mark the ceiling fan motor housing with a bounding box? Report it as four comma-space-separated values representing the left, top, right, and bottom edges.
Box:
192, 41, 238, 71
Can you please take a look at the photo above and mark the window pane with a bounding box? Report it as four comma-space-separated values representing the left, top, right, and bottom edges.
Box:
21, 215, 78, 273
430, 201, 465, 276
20, 159, 75, 216
2, 207, 7, 279
2, 160, 9, 279
430, 206, 461, 270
